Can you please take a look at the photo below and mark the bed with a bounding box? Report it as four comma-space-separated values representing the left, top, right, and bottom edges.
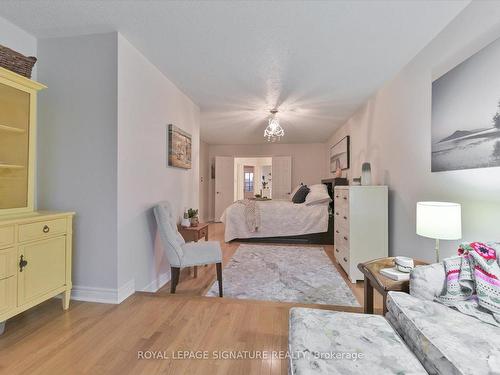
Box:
221, 178, 348, 244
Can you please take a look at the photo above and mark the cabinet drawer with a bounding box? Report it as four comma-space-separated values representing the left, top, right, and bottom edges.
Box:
0, 226, 14, 248
0, 276, 16, 316
0, 247, 16, 279
199, 227, 208, 240
18, 218, 67, 243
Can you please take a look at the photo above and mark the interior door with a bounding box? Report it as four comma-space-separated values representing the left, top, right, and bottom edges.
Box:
215, 156, 234, 222
272, 156, 292, 200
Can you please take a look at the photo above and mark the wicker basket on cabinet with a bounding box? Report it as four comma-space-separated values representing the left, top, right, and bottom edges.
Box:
0, 44, 37, 78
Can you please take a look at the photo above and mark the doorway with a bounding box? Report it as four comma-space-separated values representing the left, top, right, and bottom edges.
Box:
234, 157, 272, 201
243, 166, 255, 199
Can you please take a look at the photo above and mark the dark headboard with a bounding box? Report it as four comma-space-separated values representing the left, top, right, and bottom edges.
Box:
321, 177, 348, 210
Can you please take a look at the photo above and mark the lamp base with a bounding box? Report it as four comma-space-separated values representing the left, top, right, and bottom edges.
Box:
435, 238, 440, 263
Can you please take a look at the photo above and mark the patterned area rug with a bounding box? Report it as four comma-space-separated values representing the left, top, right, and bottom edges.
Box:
206, 244, 360, 306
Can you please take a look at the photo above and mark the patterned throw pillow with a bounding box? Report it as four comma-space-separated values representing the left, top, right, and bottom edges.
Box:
292, 185, 310, 204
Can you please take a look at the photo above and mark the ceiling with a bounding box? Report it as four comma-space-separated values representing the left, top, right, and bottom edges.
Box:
0, 1, 468, 144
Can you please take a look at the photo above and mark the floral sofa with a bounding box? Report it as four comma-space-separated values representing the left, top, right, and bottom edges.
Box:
289, 262, 500, 375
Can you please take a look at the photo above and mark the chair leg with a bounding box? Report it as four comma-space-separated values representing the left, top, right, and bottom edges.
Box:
216, 262, 223, 297
170, 267, 180, 294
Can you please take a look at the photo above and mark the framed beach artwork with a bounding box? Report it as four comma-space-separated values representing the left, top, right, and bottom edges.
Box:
432, 37, 500, 172
329, 135, 350, 172
167, 124, 192, 169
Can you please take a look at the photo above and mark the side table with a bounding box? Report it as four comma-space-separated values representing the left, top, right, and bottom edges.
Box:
357, 257, 428, 315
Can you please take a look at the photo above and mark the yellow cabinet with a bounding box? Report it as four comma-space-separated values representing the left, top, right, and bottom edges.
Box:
0, 67, 45, 215
0, 226, 14, 248
0, 212, 74, 331
0, 66, 75, 335
0, 247, 16, 279
0, 277, 16, 316
18, 237, 66, 305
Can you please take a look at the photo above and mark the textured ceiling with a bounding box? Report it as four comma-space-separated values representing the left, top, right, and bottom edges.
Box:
0, 1, 468, 144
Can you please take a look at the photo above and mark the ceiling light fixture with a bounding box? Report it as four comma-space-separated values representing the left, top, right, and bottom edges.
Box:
264, 109, 284, 142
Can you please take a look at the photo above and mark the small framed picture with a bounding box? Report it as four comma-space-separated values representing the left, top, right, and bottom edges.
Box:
167, 124, 192, 169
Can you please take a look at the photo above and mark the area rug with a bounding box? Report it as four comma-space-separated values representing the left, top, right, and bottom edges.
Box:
205, 244, 360, 306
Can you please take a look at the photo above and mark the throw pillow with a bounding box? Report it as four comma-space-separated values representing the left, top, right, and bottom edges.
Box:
292, 185, 310, 204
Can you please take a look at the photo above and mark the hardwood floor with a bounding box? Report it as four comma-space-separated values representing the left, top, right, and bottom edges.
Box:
0, 223, 383, 375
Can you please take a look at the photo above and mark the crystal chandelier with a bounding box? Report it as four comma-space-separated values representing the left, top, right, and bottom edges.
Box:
264, 109, 284, 142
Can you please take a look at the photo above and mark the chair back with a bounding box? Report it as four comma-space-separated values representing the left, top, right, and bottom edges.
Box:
153, 201, 185, 266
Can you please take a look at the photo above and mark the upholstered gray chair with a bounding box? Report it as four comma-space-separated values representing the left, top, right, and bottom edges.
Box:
153, 201, 223, 296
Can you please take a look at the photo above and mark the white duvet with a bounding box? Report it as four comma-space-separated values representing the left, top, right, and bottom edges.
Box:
221, 200, 329, 242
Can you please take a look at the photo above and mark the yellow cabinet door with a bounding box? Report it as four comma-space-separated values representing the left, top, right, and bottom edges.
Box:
0, 276, 16, 316
18, 236, 66, 305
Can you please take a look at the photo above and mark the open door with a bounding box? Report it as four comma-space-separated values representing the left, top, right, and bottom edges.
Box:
272, 156, 292, 200
214, 156, 234, 222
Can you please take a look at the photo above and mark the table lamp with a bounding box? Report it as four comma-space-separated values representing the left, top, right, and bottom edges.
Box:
416, 202, 462, 262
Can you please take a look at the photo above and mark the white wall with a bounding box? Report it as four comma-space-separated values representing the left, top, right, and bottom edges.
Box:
37, 33, 119, 292
117, 35, 200, 291
37, 32, 200, 302
207, 143, 326, 220
325, 2, 500, 262
0, 15, 37, 78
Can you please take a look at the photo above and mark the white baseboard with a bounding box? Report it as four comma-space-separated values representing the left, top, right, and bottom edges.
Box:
140, 272, 170, 292
71, 278, 135, 304
117, 279, 135, 303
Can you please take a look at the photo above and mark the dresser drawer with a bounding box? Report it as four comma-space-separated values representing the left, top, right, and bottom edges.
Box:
340, 189, 349, 200
18, 218, 67, 243
0, 247, 16, 280
334, 244, 350, 269
0, 226, 14, 248
339, 251, 350, 271
0, 276, 16, 316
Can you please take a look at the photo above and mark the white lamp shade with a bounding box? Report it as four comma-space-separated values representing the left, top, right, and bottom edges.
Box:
416, 201, 462, 240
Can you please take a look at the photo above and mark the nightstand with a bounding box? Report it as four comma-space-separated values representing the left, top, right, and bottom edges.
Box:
358, 257, 428, 315
177, 223, 209, 243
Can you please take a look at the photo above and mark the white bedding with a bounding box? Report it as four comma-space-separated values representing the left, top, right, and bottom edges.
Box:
221, 200, 329, 242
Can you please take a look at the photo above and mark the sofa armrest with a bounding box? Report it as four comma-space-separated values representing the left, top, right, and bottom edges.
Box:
409, 263, 446, 301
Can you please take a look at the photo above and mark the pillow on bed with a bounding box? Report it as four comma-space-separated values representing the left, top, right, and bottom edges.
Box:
292, 185, 310, 204
290, 183, 303, 201
305, 184, 331, 205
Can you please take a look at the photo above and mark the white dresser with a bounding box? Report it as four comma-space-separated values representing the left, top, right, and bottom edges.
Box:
333, 186, 388, 283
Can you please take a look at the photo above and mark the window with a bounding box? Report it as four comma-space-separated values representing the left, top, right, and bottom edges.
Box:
244, 172, 254, 192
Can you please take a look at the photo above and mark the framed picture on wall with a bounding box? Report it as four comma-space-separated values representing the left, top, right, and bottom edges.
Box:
431, 37, 500, 172
167, 124, 192, 169
329, 135, 350, 172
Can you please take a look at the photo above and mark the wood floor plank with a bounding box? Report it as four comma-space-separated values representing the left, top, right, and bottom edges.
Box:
0, 223, 383, 374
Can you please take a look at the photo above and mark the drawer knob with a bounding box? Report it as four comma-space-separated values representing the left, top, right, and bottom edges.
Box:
343, 257, 347, 262
343, 216, 347, 220
335, 195, 339, 198
19, 255, 28, 272
335, 248, 339, 253
43, 225, 50, 233
335, 212, 339, 216
335, 230, 339, 234
344, 236, 348, 241
343, 197, 347, 200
